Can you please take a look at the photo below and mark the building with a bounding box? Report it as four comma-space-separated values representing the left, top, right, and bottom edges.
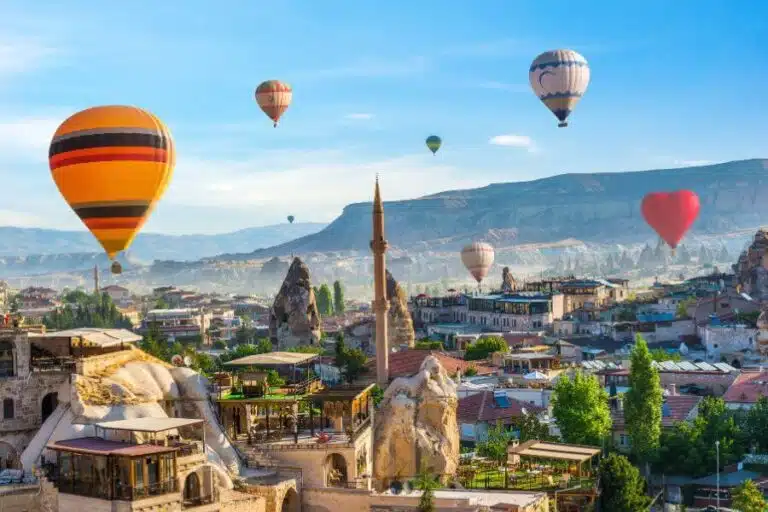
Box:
723, 370, 768, 410
699, 323, 759, 366
466, 292, 564, 331
209, 310, 242, 343
100, 284, 132, 306
139, 308, 211, 342
383, 349, 496, 380
596, 360, 740, 397
457, 390, 546, 442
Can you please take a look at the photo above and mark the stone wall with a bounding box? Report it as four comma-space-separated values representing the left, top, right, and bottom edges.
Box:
0, 372, 68, 434
0, 480, 57, 512
302, 487, 372, 512
239, 479, 298, 512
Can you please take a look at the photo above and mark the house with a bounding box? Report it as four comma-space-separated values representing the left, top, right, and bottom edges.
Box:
384, 349, 496, 380
100, 285, 131, 305
611, 392, 702, 451
723, 370, 768, 410
458, 390, 545, 442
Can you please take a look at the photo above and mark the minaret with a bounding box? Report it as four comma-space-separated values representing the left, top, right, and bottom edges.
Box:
371, 176, 390, 385
93, 265, 99, 294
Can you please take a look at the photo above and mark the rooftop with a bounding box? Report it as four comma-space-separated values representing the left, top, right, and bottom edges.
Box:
42, 328, 142, 347
651, 360, 739, 373
612, 395, 702, 429
508, 440, 601, 463
723, 370, 768, 404
47, 437, 176, 457
458, 391, 544, 424
384, 350, 496, 379
94, 417, 204, 433
223, 351, 319, 367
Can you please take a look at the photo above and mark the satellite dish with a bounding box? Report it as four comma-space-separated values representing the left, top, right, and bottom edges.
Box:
183, 355, 193, 367
171, 354, 183, 366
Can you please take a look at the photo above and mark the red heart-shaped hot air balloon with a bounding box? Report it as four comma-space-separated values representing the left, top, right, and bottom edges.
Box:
641, 190, 700, 249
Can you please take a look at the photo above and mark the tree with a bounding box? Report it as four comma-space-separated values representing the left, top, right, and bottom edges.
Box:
317, 284, 334, 317
598, 453, 651, 512
333, 280, 346, 315
517, 413, 551, 443
743, 396, 768, 453
212, 340, 227, 350
731, 479, 767, 512
477, 423, 513, 464
44, 291, 133, 330
266, 369, 285, 387
154, 298, 169, 309
465, 336, 507, 361
551, 371, 611, 446
649, 348, 682, 362
625, 336, 663, 468
340, 348, 367, 383
414, 466, 438, 512
255, 338, 273, 354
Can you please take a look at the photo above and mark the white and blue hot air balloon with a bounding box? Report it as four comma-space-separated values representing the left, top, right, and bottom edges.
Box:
529, 49, 590, 128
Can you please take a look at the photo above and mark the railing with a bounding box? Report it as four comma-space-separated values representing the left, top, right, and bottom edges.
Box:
175, 441, 203, 457
115, 479, 178, 501
30, 358, 75, 373
183, 492, 216, 508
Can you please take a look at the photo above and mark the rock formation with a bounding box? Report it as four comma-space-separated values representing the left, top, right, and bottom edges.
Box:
269, 257, 322, 349
386, 270, 415, 348
734, 228, 768, 302
501, 266, 517, 293
373, 355, 459, 489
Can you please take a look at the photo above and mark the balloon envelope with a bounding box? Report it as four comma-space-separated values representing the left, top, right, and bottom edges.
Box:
426, 135, 442, 155
461, 242, 495, 284
287, 215, 295, 224
255, 80, 292, 127
529, 49, 590, 127
48, 105, 175, 261
641, 190, 700, 249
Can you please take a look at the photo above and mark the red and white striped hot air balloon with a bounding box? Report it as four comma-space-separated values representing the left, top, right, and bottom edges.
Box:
461, 242, 495, 288
255, 80, 292, 127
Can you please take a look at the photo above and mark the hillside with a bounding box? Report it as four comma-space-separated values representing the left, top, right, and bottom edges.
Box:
0, 222, 326, 261
215, 159, 768, 260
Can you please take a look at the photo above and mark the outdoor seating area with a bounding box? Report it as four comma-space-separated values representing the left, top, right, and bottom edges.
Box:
220, 351, 323, 399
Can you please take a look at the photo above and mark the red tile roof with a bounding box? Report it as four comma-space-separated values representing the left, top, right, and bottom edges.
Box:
385, 350, 496, 379
612, 394, 702, 429
458, 391, 543, 424
723, 371, 768, 404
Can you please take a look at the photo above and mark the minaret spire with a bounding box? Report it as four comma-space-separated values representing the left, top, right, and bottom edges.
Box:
371, 176, 390, 385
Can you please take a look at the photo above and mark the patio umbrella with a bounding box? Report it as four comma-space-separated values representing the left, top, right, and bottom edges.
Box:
523, 371, 548, 381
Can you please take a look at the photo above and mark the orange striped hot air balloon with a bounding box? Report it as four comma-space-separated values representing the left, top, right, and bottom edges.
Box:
48, 105, 175, 274
255, 80, 292, 127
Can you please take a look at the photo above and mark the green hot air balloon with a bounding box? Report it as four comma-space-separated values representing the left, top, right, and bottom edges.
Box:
426, 135, 442, 155
287, 215, 295, 224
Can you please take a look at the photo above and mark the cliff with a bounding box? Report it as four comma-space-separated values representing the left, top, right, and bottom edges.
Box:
215, 159, 768, 257
269, 257, 322, 348
734, 228, 768, 302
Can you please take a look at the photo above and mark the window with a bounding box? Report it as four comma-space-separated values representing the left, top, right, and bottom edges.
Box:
619, 434, 631, 447
0, 341, 14, 378
2, 399, 13, 419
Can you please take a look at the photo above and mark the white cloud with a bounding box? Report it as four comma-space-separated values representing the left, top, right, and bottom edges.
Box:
0, 209, 46, 227
0, 39, 56, 77
0, 116, 60, 161
489, 134, 537, 153
344, 113, 374, 120
162, 149, 489, 224
673, 159, 714, 167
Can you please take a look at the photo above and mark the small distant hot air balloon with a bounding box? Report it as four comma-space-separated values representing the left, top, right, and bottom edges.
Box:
48, 105, 175, 274
255, 80, 292, 127
287, 215, 295, 224
641, 190, 700, 250
529, 49, 590, 128
461, 242, 495, 290
426, 135, 442, 155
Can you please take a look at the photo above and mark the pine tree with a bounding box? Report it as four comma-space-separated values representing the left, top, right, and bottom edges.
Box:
624, 335, 663, 472
317, 284, 334, 316
333, 280, 346, 314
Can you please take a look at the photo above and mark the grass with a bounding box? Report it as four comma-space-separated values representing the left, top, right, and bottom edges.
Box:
462, 465, 596, 492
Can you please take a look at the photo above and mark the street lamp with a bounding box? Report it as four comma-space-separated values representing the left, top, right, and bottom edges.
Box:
715, 440, 720, 511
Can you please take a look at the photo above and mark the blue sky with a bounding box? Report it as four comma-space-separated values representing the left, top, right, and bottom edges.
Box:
0, 0, 765, 234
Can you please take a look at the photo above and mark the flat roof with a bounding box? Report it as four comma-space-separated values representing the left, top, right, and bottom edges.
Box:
95, 417, 204, 433
223, 351, 319, 367
47, 437, 176, 457
509, 441, 601, 463
309, 384, 375, 401
43, 328, 142, 347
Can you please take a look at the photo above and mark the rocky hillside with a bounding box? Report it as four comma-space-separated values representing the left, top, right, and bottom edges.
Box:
0, 222, 326, 261
217, 159, 768, 259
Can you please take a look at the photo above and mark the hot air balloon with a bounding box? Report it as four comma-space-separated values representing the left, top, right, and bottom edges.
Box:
48, 105, 175, 274
529, 49, 590, 128
287, 215, 295, 224
426, 135, 442, 155
255, 80, 292, 127
641, 190, 700, 250
461, 242, 495, 291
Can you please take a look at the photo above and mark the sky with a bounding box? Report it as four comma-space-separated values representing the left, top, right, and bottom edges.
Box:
0, 0, 765, 235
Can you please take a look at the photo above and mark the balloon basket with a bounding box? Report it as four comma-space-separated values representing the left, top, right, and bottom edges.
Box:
110, 261, 122, 275
273, 122, 278, 128
558, 122, 568, 128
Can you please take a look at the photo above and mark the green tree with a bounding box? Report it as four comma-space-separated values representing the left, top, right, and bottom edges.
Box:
743, 396, 768, 452
333, 280, 346, 315
463, 365, 478, 377
44, 291, 133, 330
731, 479, 767, 512
154, 298, 169, 309
316, 284, 334, 317
625, 336, 663, 469
255, 338, 273, 354
414, 467, 438, 512
465, 336, 507, 361
598, 453, 651, 512
370, 384, 384, 407
212, 340, 227, 350
266, 369, 285, 387
340, 347, 367, 383
517, 413, 551, 443
551, 371, 611, 446
286, 345, 323, 354
477, 423, 513, 464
